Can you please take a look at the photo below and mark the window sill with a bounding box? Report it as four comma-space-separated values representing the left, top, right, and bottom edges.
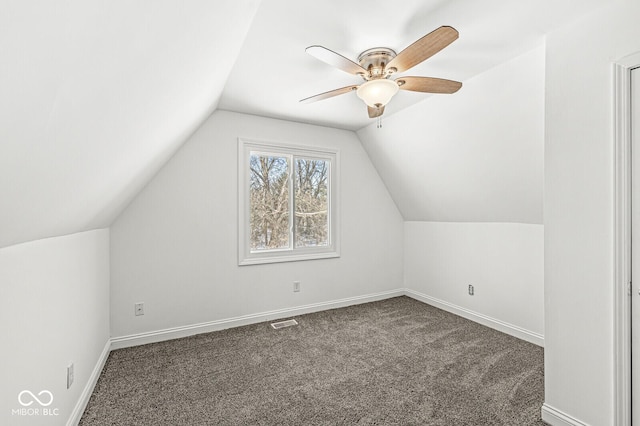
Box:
238, 250, 340, 266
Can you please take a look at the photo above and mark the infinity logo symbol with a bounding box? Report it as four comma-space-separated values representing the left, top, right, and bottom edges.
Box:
18, 390, 54, 407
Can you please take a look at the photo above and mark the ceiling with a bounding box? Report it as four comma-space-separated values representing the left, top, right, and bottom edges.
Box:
219, 0, 606, 131
0, 0, 607, 248
0, 0, 260, 248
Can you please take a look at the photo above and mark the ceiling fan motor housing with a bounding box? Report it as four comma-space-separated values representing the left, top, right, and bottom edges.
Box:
357, 47, 397, 80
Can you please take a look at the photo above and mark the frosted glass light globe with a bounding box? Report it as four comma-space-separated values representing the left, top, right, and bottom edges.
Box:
356, 79, 399, 107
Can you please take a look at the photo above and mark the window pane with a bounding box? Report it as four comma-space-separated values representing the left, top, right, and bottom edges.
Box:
294, 158, 329, 248
249, 153, 290, 251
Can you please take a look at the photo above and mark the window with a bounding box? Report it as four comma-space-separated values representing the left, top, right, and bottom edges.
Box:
238, 139, 339, 265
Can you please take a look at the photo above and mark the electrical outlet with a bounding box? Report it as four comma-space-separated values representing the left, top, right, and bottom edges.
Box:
468, 284, 474, 296
293, 281, 300, 292
135, 302, 144, 316
67, 363, 74, 389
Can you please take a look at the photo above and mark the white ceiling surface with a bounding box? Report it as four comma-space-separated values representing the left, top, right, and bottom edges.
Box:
359, 45, 545, 224
219, 0, 606, 131
0, 0, 260, 248
1, 0, 607, 249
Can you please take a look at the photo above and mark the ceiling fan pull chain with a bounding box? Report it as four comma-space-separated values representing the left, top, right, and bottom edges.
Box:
377, 116, 382, 129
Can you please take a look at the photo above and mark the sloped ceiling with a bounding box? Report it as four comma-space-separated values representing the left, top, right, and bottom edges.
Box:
358, 46, 545, 224
219, 0, 606, 131
1, 0, 607, 248
0, 0, 260, 248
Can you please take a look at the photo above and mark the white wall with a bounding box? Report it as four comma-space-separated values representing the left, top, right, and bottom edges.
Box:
110, 110, 404, 338
357, 44, 545, 224
0, 229, 110, 425
404, 222, 544, 343
544, 1, 640, 424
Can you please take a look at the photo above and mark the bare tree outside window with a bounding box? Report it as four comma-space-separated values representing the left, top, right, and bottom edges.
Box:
239, 139, 338, 265
249, 154, 329, 251
249, 154, 290, 250
294, 158, 328, 247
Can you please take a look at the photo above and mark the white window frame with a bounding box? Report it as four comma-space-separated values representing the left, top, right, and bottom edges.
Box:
238, 138, 340, 265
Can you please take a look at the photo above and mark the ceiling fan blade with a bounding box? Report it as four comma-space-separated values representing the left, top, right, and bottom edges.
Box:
306, 45, 367, 75
387, 26, 459, 73
300, 85, 359, 104
396, 76, 462, 94
367, 105, 385, 118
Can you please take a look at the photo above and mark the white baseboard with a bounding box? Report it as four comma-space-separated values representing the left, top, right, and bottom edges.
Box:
110, 289, 404, 350
403, 288, 544, 347
541, 403, 591, 426
66, 339, 111, 426
111, 288, 544, 349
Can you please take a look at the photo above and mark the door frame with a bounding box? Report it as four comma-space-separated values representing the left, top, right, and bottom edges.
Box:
613, 52, 640, 426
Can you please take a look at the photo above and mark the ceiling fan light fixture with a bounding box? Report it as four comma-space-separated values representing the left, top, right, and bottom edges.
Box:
302, 26, 461, 119
356, 79, 399, 108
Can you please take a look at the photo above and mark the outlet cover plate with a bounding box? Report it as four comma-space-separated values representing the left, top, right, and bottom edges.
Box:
67, 363, 74, 389
135, 302, 144, 316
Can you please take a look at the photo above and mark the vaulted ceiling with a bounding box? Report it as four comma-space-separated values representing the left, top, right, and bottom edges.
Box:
219, 0, 605, 130
0, 0, 260, 248
1, 0, 606, 248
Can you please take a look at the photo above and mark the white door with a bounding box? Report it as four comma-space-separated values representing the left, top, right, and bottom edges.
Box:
632, 66, 640, 426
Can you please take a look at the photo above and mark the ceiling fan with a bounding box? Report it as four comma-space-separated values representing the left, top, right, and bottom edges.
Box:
300, 26, 462, 119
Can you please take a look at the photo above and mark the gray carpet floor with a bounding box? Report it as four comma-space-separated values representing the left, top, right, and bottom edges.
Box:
80, 296, 545, 425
